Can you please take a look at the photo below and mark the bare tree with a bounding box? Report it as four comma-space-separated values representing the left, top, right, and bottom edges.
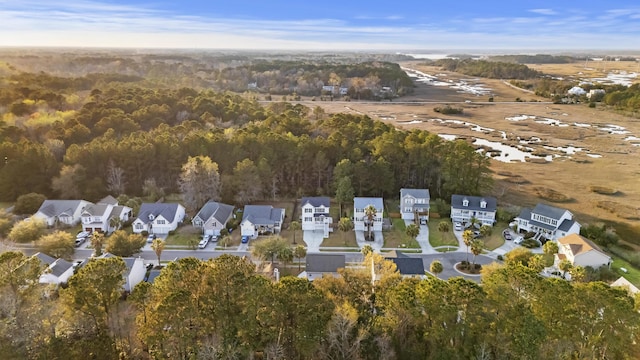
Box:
106, 160, 126, 195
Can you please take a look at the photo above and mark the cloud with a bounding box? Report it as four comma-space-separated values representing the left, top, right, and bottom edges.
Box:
528, 8, 557, 16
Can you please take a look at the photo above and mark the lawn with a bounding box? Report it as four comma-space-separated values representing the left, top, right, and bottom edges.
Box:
481, 221, 508, 250
321, 231, 358, 247
383, 218, 421, 249
279, 228, 306, 246
611, 258, 640, 287
428, 220, 459, 247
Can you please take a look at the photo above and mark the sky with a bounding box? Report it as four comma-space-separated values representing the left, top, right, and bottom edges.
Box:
1, 0, 639, 51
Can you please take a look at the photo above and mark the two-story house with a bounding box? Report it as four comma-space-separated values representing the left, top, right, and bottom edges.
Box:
81, 196, 132, 234
240, 205, 285, 239
450, 195, 497, 226
33, 200, 93, 227
191, 201, 235, 236
515, 203, 581, 242
400, 188, 430, 224
300, 197, 333, 238
132, 203, 186, 235
556, 233, 611, 270
354, 197, 383, 232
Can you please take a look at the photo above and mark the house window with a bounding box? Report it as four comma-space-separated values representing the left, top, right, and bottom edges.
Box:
193, 219, 203, 226
404, 207, 412, 212
304, 217, 312, 222
157, 220, 166, 225
135, 224, 143, 230
480, 200, 486, 208
304, 208, 312, 213
462, 199, 469, 207
317, 207, 324, 213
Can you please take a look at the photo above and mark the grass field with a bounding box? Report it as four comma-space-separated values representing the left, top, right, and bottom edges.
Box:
321, 231, 358, 247
428, 220, 459, 247
383, 218, 420, 249
482, 222, 507, 250
612, 258, 640, 287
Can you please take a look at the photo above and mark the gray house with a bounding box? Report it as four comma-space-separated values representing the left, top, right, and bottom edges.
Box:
240, 205, 285, 239
304, 254, 346, 281
192, 201, 234, 236
400, 188, 430, 223
33, 200, 93, 227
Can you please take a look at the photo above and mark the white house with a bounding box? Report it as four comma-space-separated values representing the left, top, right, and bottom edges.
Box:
132, 203, 186, 235
38, 258, 76, 285
97, 253, 146, 293
450, 195, 497, 226
515, 203, 581, 242
33, 200, 93, 227
611, 277, 640, 295
81, 196, 132, 234
191, 201, 234, 236
556, 234, 611, 269
354, 197, 383, 232
300, 197, 333, 238
400, 188, 430, 223
240, 205, 285, 239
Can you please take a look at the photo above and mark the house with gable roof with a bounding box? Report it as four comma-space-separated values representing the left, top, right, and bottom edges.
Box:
450, 195, 497, 226
300, 197, 333, 238
303, 254, 346, 281
240, 204, 285, 239
39, 258, 76, 285
33, 200, 93, 227
97, 253, 146, 292
515, 203, 581, 242
191, 201, 235, 236
400, 188, 430, 223
354, 197, 384, 232
80, 195, 132, 234
555, 233, 611, 269
132, 203, 185, 235
385, 250, 426, 279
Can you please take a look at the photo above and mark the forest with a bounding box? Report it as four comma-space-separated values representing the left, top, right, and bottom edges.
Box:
0, 71, 491, 207
432, 59, 542, 79
1, 251, 638, 360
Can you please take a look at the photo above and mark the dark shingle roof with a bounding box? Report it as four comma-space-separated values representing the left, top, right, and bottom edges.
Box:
146, 269, 162, 283
33, 252, 56, 266
306, 254, 346, 273
400, 188, 430, 200
301, 197, 330, 208
558, 219, 577, 232
193, 201, 234, 224
450, 195, 497, 212
37, 200, 89, 217
390, 258, 425, 275
136, 203, 182, 224
532, 203, 568, 220
49, 259, 73, 277
354, 197, 383, 210
518, 207, 532, 220
83, 204, 110, 217
98, 195, 119, 205
242, 205, 284, 225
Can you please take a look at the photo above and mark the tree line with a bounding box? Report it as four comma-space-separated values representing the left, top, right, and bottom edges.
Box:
1, 251, 638, 359
0, 84, 492, 208
433, 59, 542, 79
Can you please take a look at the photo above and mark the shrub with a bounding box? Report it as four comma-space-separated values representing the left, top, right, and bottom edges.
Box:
434, 105, 463, 114
589, 186, 618, 195
497, 254, 504, 261
141, 230, 149, 237
524, 231, 536, 239
521, 238, 541, 248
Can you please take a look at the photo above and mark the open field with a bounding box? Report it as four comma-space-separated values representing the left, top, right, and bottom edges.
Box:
427, 220, 459, 248
307, 62, 640, 248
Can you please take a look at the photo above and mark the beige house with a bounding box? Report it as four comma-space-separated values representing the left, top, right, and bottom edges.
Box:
556, 234, 611, 269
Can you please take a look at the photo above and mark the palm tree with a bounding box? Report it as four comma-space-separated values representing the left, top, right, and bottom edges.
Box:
543, 241, 559, 256
438, 221, 450, 234
151, 238, 165, 267
430, 260, 443, 278
364, 204, 377, 241
290, 221, 301, 245
462, 229, 474, 264
405, 223, 420, 245
479, 224, 492, 238
293, 245, 307, 271
558, 259, 573, 279
277, 246, 294, 269
470, 239, 484, 271
338, 217, 354, 246
569, 265, 586, 282
468, 216, 480, 230
361, 244, 373, 257
109, 216, 123, 232
90, 232, 105, 257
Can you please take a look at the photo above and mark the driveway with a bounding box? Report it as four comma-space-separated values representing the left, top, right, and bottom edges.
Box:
237, 242, 249, 252
355, 230, 383, 252
302, 230, 324, 252
405, 220, 436, 254
491, 228, 544, 256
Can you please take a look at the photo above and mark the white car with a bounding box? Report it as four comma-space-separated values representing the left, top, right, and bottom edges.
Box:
198, 235, 211, 249
454, 222, 463, 231
514, 236, 524, 245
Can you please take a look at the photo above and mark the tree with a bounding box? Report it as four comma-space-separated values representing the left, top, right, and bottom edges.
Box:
294, 245, 307, 271
528, 254, 546, 273
335, 177, 354, 217
231, 158, 263, 206
13, 192, 45, 215
558, 259, 573, 279
479, 224, 492, 237
438, 221, 450, 234
290, 220, 301, 245
430, 260, 443, 278
469, 216, 480, 230
105, 160, 126, 196
151, 238, 165, 267
0, 210, 12, 238
105, 230, 145, 257
364, 204, 377, 241
542, 240, 559, 255
338, 217, 353, 245
51, 164, 86, 199
91, 231, 105, 257
8, 218, 46, 243
142, 178, 164, 201
462, 229, 474, 263
470, 239, 484, 270
405, 223, 420, 243
178, 155, 221, 212
569, 265, 586, 282
37, 231, 74, 260
277, 246, 294, 269
504, 247, 534, 267
361, 244, 373, 257
252, 236, 289, 264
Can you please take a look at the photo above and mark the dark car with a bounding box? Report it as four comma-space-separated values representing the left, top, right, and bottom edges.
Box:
147, 234, 157, 243
503, 229, 512, 240
241, 236, 249, 244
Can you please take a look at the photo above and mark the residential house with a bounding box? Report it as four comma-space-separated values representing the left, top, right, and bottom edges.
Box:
515, 203, 581, 242
300, 197, 333, 238
556, 234, 611, 269
132, 203, 186, 235
304, 254, 346, 281
99, 253, 146, 293
385, 251, 426, 279
33, 200, 93, 227
611, 277, 640, 295
400, 188, 430, 223
450, 195, 497, 226
354, 197, 383, 232
191, 201, 234, 236
240, 205, 285, 239
33, 252, 56, 267
80, 196, 132, 234
39, 258, 76, 285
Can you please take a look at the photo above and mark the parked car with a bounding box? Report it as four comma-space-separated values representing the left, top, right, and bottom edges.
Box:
241, 236, 249, 244
503, 229, 512, 240
514, 236, 524, 245
210, 235, 218, 242
198, 236, 210, 249
74, 237, 86, 247
147, 234, 157, 243
454, 222, 462, 231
